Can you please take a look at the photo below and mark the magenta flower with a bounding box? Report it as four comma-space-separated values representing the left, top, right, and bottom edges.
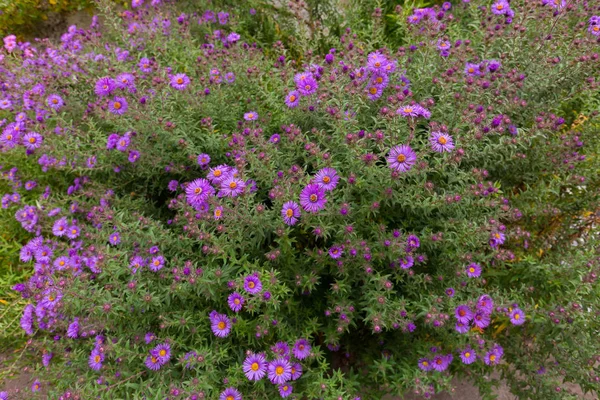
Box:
108, 232, 121, 246
314, 168, 339, 191
509, 308, 526, 325
281, 201, 301, 226
88, 348, 104, 371
95, 77, 115, 97
185, 178, 215, 207
459, 348, 476, 364
292, 338, 311, 359
219, 387, 242, 400
218, 177, 246, 198
477, 294, 494, 313
244, 111, 258, 121
328, 245, 343, 259
170, 73, 190, 90
23, 132, 43, 150
244, 274, 262, 295
290, 362, 302, 380
149, 255, 165, 272
366, 85, 383, 101
210, 311, 231, 338
299, 183, 327, 213
145, 354, 162, 371
227, 292, 245, 312
278, 384, 293, 398
46, 94, 64, 110
108, 97, 128, 115
151, 343, 171, 365
466, 262, 482, 278
432, 354, 452, 371
387, 145, 417, 173
429, 131, 455, 153
285, 91, 300, 108
268, 357, 292, 384
473, 311, 491, 329
455, 305, 473, 324
243, 353, 267, 381
418, 358, 433, 371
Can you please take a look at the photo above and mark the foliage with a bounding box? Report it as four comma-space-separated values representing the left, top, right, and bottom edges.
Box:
1, 0, 600, 399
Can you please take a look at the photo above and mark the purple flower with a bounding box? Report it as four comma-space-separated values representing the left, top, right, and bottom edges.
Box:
367, 51, 388, 74
149, 255, 165, 272
218, 177, 245, 198
292, 338, 311, 360
406, 234, 420, 250
227, 292, 245, 312
491, 0, 510, 15
418, 358, 433, 371
95, 77, 115, 97
20, 304, 34, 335
269, 134, 281, 144
387, 145, 417, 173
66, 225, 80, 239
459, 348, 476, 364
210, 311, 231, 338
484, 348, 502, 365
31, 379, 41, 392
299, 183, 327, 213
88, 348, 104, 370
243, 353, 267, 381
170, 73, 190, 90
139, 57, 152, 73
23, 132, 43, 150
366, 85, 383, 101
285, 91, 300, 108
281, 201, 301, 226
295, 74, 318, 96
509, 308, 526, 325
445, 288, 455, 297
244, 111, 258, 121
128, 150, 140, 163
429, 131, 455, 153
397, 104, 419, 117
477, 295, 494, 313
145, 354, 162, 371
108, 97, 128, 115
214, 206, 224, 220
52, 217, 68, 237
46, 94, 64, 110
290, 362, 302, 380
116, 73, 135, 89
115, 135, 130, 151
268, 357, 292, 384
466, 262, 482, 278
464, 62, 483, 76
432, 354, 453, 372
197, 153, 211, 167
66, 318, 80, 338
314, 168, 339, 191
108, 232, 121, 245
244, 274, 262, 295
219, 387, 242, 400
399, 255, 414, 269
328, 246, 343, 259
455, 305, 473, 324
151, 343, 171, 365
185, 178, 215, 208
489, 231, 506, 248
279, 384, 293, 398
455, 321, 469, 334
473, 311, 491, 329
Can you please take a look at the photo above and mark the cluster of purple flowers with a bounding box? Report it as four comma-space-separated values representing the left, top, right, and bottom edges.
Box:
491, 0, 515, 23
144, 342, 172, 370
454, 294, 495, 334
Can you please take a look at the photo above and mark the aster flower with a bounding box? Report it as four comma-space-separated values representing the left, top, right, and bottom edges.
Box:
20, 304, 34, 335
227, 292, 245, 312
398, 75, 411, 90
285, 91, 300, 108
477, 295, 494, 313
290, 362, 302, 380
399, 255, 414, 269
429, 131, 454, 153
466, 263, 482, 278
295, 74, 318, 96
89, 348, 104, 371
473, 311, 491, 329
366, 85, 383, 101
293, 338, 311, 359
387, 145, 417, 173
0, 98, 11, 109
272, 341, 290, 356
268, 357, 292, 384
108, 232, 121, 245
459, 348, 476, 364
185, 178, 215, 207
279, 384, 293, 398
396, 104, 419, 118
197, 153, 211, 167
207, 165, 231, 184
95, 77, 115, 97
269, 134, 281, 144
225, 72, 236, 83
299, 184, 327, 213
31, 379, 41, 392
66, 225, 81, 239
214, 206, 224, 220
464, 62, 483, 76
170, 73, 190, 90
281, 200, 301, 226
489, 231, 506, 248
455, 321, 469, 334
509, 308, 526, 325
46, 94, 64, 110
244, 111, 258, 121
314, 168, 339, 191
491, 0, 510, 15
418, 358, 433, 371
151, 343, 171, 364
128, 150, 140, 163
484, 349, 502, 365
218, 177, 246, 198
455, 305, 473, 324
367, 51, 388, 74
108, 97, 128, 115
149, 256, 165, 272
210, 311, 231, 338
244, 274, 263, 294
432, 354, 452, 372
145, 354, 162, 370
67, 318, 80, 338
219, 387, 242, 400
445, 288, 455, 297
328, 245, 343, 259
116, 73, 135, 89
23, 132, 43, 150
406, 234, 420, 250
139, 57, 152, 73
115, 135, 130, 151
589, 17, 600, 36
243, 353, 267, 381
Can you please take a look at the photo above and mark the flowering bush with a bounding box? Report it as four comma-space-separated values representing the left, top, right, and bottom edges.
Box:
1, 0, 600, 399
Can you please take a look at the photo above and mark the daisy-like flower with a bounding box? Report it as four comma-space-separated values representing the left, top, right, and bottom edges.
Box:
145, 354, 162, 371
218, 177, 246, 198
489, 231, 506, 248
418, 358, 433, 371
484, 349, 502, 365
0, 98, 11, 109
149, 255, 165, 272
445, 287, 455, 297
455, 305, 473, 324
371, 73, 389, 88
46, 94, 64, 110
328, 245, 343, 259
185, 178, 215, 207
197, 153, 211, 167
268, 357, 292, 384
491, 0, 509, 15
225, 72, 236, 83
227, 292, 245, 312
272, 342, 289, 356
139, 57, 152, 73
244, 274, 262, 294
207, 165, 231, 184
108, 232, 121, 245
210, 311, 231, 338
314, 167, 339, 191
406, 234, 420, 250
459, 348, 476, 364
466, 262, 482, 278
366, 85, 383, 101
95, 77, 115, 97
116, 73, 135, 89
509, 308, 526, 325
243, 353, 267, 381
269, 134, 281, 144
219, 387, 242, 400
399, 75, 411, 89
66, 225, 80, 239
455, 321, 469, 334
432, 354, 452, 372
292, 338, 311, 360
477, 295, 494, 313
589, 17, 600, 36
128, 150, 140, 163
244, 111, 258, 121
281, 201, 301, 226
31, 379, 41, 392
367, 51, 388, 74
473, 311, 491, 329
151, 343, 171, 365
279, 384, 293, 398
285, 91, 300, 108
299, 184, 327, 213
290, 362, 302, 380
295, 74, 318, 96
387, 145, 417, 173
464, 62, 483, 76
108, 97, 128, 115
396, 104, 419, 117
429, 131, 455, 153
88, 348, 104, 371
170, 73, 190, 90
67, 318, 80, 338
214, 206, 224, 220
23, 132, 43, 150
399, 255, 414, 269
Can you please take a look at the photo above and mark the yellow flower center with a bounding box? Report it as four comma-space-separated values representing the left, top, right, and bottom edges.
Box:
289, 95, 296, 102
422, 361, 429, 366
52, 99, 58, 104
376, 77, 383, 83
48, 295, 55, 301
229, 181, 237, 189
176, 78, 183, 84
495, 233, 501, 239
151, 356, 158, 363
218, 321, 226, 330
323, 176, 331, 183
247, 113, 254, 119
71, 229, 77, 234
396, 154, 406, 163
496, 4, 503, 10
94, 355, 101, 363
464, 352, 471, 358
276, 366, 284, 375
369, 87, 378, 94
286, 209, 294, 217
29, 137, 36, 143
309, 194, 318, 202
251, 362, 259, 371
490, 354, 497, 361
248, 281, 255, 289
283, 386, 289, 391
214, 170, 222, 177
6, 134, 12, 140
469, 267, 475, 273
404, 107, 413, 113
468, 67, 474, 73
59, 261, 65, 266
436, 358, 442, 365
438, 136, 447, 145
215, 209, 222, 217
227, 397, 234, 400
234, 298, 240, 304
159, 349, 166, 356
304, 84, 311, 90
113, 102, 121, 109
459, 310, 466, 316
374, 62, 381, 67
514, 314, 520, 320
194, 187, 202, 194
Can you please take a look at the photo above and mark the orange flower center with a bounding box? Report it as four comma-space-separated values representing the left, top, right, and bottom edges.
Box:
369, 87, 378, 94
248, 281, 255, 288
289, 95, 296, 102
309, 194, 318, 202
438, 136, 447, 145
218, 321, 226, 330
95, 355, 101, 363
397, 154, 406, 163
251, 362, 259, 371
159, 349, 166, 356
229, 182, 237, 189
464, 352, 471, 358
286, 209, 294, 217
194, 187, 202, 194
323, 176, 331, 183
113, 102, 121, 109
276, 366, 284, 375
176, 78, 183, 84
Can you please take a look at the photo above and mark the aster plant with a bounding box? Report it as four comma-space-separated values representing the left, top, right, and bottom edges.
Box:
1, 0, 600, 399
